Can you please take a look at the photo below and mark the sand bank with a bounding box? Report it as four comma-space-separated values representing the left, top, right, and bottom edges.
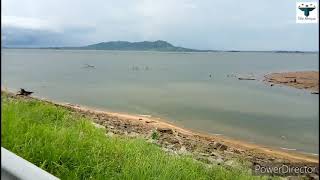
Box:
264, 71, 319, 93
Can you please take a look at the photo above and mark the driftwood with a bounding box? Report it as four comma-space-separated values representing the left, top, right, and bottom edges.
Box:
16, 88, 33, 96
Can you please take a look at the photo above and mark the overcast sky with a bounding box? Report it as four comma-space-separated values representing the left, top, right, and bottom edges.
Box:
2, 0, 319, 51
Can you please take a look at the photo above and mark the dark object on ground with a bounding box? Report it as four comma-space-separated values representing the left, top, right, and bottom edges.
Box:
157, 128, 174, 134
16, 88, 33, 96
212, 142, 228, 151
311, 92, 319, 94
238, 77, 256, 80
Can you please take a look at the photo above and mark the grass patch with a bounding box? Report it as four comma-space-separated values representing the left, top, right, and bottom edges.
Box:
151, 130, 160, 140
1, 93, 270, 179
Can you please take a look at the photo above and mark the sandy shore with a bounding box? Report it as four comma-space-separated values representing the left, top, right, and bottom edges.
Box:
61, 107, 320, 163
264, 71, 319, 93
2, 90, 318, 167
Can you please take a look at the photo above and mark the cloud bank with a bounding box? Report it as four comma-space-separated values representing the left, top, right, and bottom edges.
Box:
2, 0, 319, 51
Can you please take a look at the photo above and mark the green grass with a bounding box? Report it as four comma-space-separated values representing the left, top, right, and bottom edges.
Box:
1, 93, 269, 180
151, 130, 160, 140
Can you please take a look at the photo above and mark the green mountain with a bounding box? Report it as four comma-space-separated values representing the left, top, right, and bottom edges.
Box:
70, 40, 212, 52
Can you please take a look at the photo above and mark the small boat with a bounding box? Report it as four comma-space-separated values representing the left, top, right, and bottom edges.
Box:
83, 64, 95, 68
238, 77, 256, 80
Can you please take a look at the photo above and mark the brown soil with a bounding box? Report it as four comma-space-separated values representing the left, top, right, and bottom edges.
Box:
2, 90, 319, 176
264, 71, 319, 93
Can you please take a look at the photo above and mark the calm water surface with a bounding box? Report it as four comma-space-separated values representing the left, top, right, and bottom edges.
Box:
2, 49, 319, 154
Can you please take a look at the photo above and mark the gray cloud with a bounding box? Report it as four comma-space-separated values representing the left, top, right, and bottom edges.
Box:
2, 0, 319, 51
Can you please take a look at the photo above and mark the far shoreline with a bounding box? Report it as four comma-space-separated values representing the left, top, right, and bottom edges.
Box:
2, 47, 319, 54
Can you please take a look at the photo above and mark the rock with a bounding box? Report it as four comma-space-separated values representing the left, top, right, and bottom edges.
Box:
233, 149, 242, 154
165, 144, 176, 150
216, 158, 224, 163
157, 128, 174, 134
307, 174, 319, 180
196, 156, 212, 164
168, 138, 180, 144
106, 132, 114, 137
212, 142, 228, 151
219, 144, 228, 151
208, 141, 215, 147
225, 160, 239, 167
214, 158, 224, 165
177, 146, 188, 155
147, 139, 157, 144
286, 176, 303, 180
198, 152, 210, 157
268, 157, 276, 161
128, 132, 139, 137
224, 151, 235, 156
206, 157, 222, 164
210, 152, 221, 157
162, 147, 175, 154
92, 122, 105, 129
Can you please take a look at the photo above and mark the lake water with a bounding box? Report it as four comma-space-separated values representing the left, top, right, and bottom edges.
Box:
2, 49, 319, 154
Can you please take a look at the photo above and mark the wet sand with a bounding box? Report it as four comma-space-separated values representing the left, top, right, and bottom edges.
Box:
2, 90, 318, 166
264, 71, 319, 93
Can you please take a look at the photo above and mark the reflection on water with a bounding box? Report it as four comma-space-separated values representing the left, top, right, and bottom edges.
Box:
2, 49, 319, 154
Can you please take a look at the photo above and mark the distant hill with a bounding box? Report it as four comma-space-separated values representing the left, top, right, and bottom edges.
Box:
3, 40, 318, 53
50, 40, 213, 52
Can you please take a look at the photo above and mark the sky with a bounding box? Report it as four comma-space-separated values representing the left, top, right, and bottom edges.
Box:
1, 0, 319, 51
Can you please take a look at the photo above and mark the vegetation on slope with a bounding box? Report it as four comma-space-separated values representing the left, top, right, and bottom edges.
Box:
1, 92, 267, 179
